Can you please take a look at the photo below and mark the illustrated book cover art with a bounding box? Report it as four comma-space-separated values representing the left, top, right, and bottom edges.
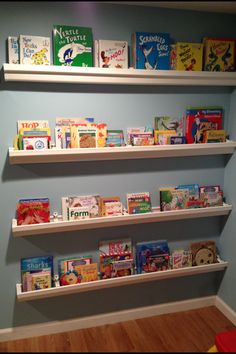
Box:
135, 240, 170, 274
19, 35, 51, 65
176, 42, 203, 71
21, 255, 53, 292
199, 185, 223, 207
190, 240, 217, 266
17, 120, 49, 133
176, 184, 203, 208
126, 192, 152, 214
16, 198, 50, 225
171, 249, 192, 269
70, 126, 97, 148
160, 188, 189, 211
203, 37, 235, 72
132, 32, 170, 70
53, 24, 93, 67
203, 129, 226, 143
8, 36, 19, 64
106, 130, 125, 147
61, 195, 101, 221
94, 39, 128, 68
100, 196, 121, 216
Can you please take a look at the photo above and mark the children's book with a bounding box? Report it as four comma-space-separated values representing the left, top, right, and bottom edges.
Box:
100, 196, 121, 216
62, 195, 101, 220
17, 198, 50, 225
176, 42, 203, 71
106, 130, 125, 147
154, 116, 181, 132
154, 130, 177, 145
126, 192, 152, 214
170, 44, 177, 70
94, 39, 128, 68
203, 37, 235, 72
17, 120, 49, 133
160, 188, 189, 211
190, 240, 217, 266
8, 36, 19, 64
53, 24, 93, 67
55, 117, 94, 126
132, 32, 170, 70
70, 126, 97, 148
203, 129, 226, 143
29, 271, 52, 291
68, 206, 90, 220
199, 185, 223, 207
171, 249, 192, 269
19, 35, 51, 65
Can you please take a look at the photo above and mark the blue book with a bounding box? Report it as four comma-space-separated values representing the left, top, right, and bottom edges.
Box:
132, 32, 170, 70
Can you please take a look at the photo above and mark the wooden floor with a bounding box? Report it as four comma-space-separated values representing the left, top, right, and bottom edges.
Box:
0, 306, 235, 352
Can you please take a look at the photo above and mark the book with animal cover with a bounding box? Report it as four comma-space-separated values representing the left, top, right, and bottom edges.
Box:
8, 36, 19, 64
154, 116, 182, 133
19, 35, 51, 65
176, 42, 203, 71
176, 184, 202, 208
135, 239, 170, 274
61, 195, 101, 221
21, 255, 53, 292
58, 255, 92, 277
53, 24, 93, 67
132, 32, 170, 70
70, 126, 97, 148
190, 240, 217, 266
160, 188, 189, 211
203, 37, 235, 72
126, 192, 152, 214
17, 198, 50, 225
94, 39, 128, 68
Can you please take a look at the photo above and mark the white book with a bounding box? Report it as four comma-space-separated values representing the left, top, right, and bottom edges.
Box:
19, 35, 51, 65
95, 39, 128, 69
8, 36, 19, 64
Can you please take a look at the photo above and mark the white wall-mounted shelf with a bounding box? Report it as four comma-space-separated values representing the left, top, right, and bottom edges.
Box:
8, 142, 236, 164
3, 64, 236, 86
16, 260, 228, 301
12, 204, 232, 237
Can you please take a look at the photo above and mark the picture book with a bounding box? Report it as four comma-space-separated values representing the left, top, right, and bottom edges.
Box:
176, 42, 203, 71
199, 185, 223, 207
22, 137, 49, 150
160, 188, 189, 211
21, 255, 53, 292
8, 36, 19, 64
94, 39, 128, 68
111, 259, 134, 277
106, 130, 125, 147
176, 183, 203, 209
62, 195, 101, 220
19, 35, 51, 65
68, 206, 90, 220
154, 116, 181, 133
170, 44, 177, 70
132, 32, 170, 70
203, 37, 235, 72
55, 117, 94, 126
17, 198, 50, 225
171, 249, 192, 269
203, 129, 226, 143
190, 240, 217, 266
154, 130, 177, 145
29, 270, 52, 291
126, 192, 152, 214
53, 24, 93, 67
103, 201, 123, 217
100, 196, 121, 216
58, 255, 93, 285
17, 120, 49, 133
131, 132, 154, 146
18, 127, 51, 150
74, 263, 98, 283
70, 126, 97, 148
135, 240, 170, 274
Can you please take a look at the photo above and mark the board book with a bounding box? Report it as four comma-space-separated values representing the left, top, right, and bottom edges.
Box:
126, 192, 152, 214
62, 195, 101, 220
17, 198, 50, 225
19, 35, 50, 65
176, 42, 203, 71
94, 39, 128, 68
203, 37, 235, 72
160, 188, 189, 211
190, 240, 217, 266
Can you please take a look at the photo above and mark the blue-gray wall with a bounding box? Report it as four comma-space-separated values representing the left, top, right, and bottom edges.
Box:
1, 1, 236, 330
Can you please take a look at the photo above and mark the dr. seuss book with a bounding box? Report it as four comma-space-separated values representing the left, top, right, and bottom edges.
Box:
203, 37, 235, 72
176, 42, 203, 71
17, 198, 50, 225
8, 36, 19, 64
19, 35, 51, 65
53, 24, 93, 67
160, 188, 189, 211
94, 39, 128, 68
203, 129, 226, 143
127, 192, 152, 214
132, 32, 170, 70
21, 255, 53, 292
135, 240, 170, 274
190, 240, 217, 266
62, 195, 101, 221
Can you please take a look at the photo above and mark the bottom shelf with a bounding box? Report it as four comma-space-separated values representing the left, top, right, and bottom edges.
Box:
16, 260, 228, 301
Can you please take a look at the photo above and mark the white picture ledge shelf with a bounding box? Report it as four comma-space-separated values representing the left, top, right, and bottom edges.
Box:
8, 142, 236, 164
12, 204, 232, 237
16, 260, 228, 301
3, 64, 236, 86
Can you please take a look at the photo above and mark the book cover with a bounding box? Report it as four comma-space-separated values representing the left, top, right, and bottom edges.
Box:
111, 259, 134, 277
55, 117, 94, 126
17, 198, 50, 225
75, 263, 98, 282
190, 240, 217, 266
100, 196, 121, 216
203, 129, 226, 143
170, 44, 177, 70
106, 130, 125, 147
68, 206, 90, 220
8, 36, 19, 64
176, 42, 203, 71
132, 32, 170, 70
199, 185, 223, 207
203, 37, 235, 72
95, 39, 128, 68
126, 192, 152, 214
30, 271, 52, 291
17, 120, 49, 133
71, 126, 97, 148
19, 35, 51, 65
160, 188, 189, 211
61, 195, 101, 221
53, 24, 93, 67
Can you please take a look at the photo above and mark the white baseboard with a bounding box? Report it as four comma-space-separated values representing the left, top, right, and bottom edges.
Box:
0, 296, 215, 342
215, 295, 236, 326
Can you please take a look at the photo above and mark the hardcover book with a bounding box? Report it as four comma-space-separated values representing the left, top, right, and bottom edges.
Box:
132, 32, 170, 70
100, 196, 121, 216
176, 42, 203, 71
17, 120, 49, 133
62, 195, 101, 220
19, 35, 51, 65
53, 24, 93, 67
126, 192, 152, 214
16, 198, 50, 225
160, 188, 189, 211
8, 36, 19, 64
190, 240, 217, 266
94, 39, 128, 68
203, 37, 235, 72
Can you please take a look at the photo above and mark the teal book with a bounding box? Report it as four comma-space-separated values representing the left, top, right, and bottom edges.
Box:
53, 24, 93, 67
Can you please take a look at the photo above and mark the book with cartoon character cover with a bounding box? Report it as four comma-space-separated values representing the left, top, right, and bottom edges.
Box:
19, 35, 51, 65
203, 37, 235, 72
132, 32, 170, 70
94, 39, 128, 68
176, 42, 203, 71
53, 24, 93, 67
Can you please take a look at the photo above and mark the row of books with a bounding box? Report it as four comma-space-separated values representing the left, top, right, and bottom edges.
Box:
8, 26, 236, 72
16, 185, 224, 226
20, 238, 219, 292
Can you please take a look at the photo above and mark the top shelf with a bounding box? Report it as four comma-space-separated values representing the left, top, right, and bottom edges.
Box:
3, 64, 236, 86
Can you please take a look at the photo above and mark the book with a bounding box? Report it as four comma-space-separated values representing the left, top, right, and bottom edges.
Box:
106, 130, 125, 147
203, 129, 226, 143
132, 32, 170, 70
199, 185, 223, 207
8, 36, 19, 64
68, 206, 90, 220
53, 24, 93, 67
170, 44, 177, 70
176, 42, 203, 71
21, 255, 53, 292
19, 35, 51, 65
94, 39, 128, 68
30, 271, 52, 291
55, 117, 94, 126
73, 263, 98, 282
18, 127, 51, 150
126, 126, 153, 145
126, 192, 152, 214
17, 120, 49, 133
131, 132, 154, 146
16, 198, 50, 225
171, 250, 192, 269
154, 130, 177, 145
70, 126, 97, 148
100, 196, 121, 216
190, 240, 217, 266
203, 37, 235, 72
160, 188, 189, 211
61, 195, 101, 221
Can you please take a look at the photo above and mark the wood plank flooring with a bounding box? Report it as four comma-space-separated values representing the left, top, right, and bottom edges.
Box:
0, 306, 235, 352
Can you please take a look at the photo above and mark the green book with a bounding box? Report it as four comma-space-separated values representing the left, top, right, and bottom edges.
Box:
53, 24, 93, 67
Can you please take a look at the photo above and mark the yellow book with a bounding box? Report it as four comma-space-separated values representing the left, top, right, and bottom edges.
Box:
176, 42, 203, 71
154, 129, 176, 145
203, 37, 235, 72
75, 263, 98, 282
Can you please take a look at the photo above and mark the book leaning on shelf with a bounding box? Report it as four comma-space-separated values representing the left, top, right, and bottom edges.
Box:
126, 192, 152, 214
16, 198, 50, 225
61, 195, 102, 221
94, 39, 128, 68
19, 35, 51, 65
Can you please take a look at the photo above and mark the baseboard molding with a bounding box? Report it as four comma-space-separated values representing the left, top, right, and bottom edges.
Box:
0, 296, 215, 342
215, 295, 236, 326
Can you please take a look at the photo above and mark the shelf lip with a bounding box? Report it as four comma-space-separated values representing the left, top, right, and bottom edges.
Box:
12, 204, 232, 237
3, 64, 236, 86
8, 141, 236, 164
16, 261, 228, 301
